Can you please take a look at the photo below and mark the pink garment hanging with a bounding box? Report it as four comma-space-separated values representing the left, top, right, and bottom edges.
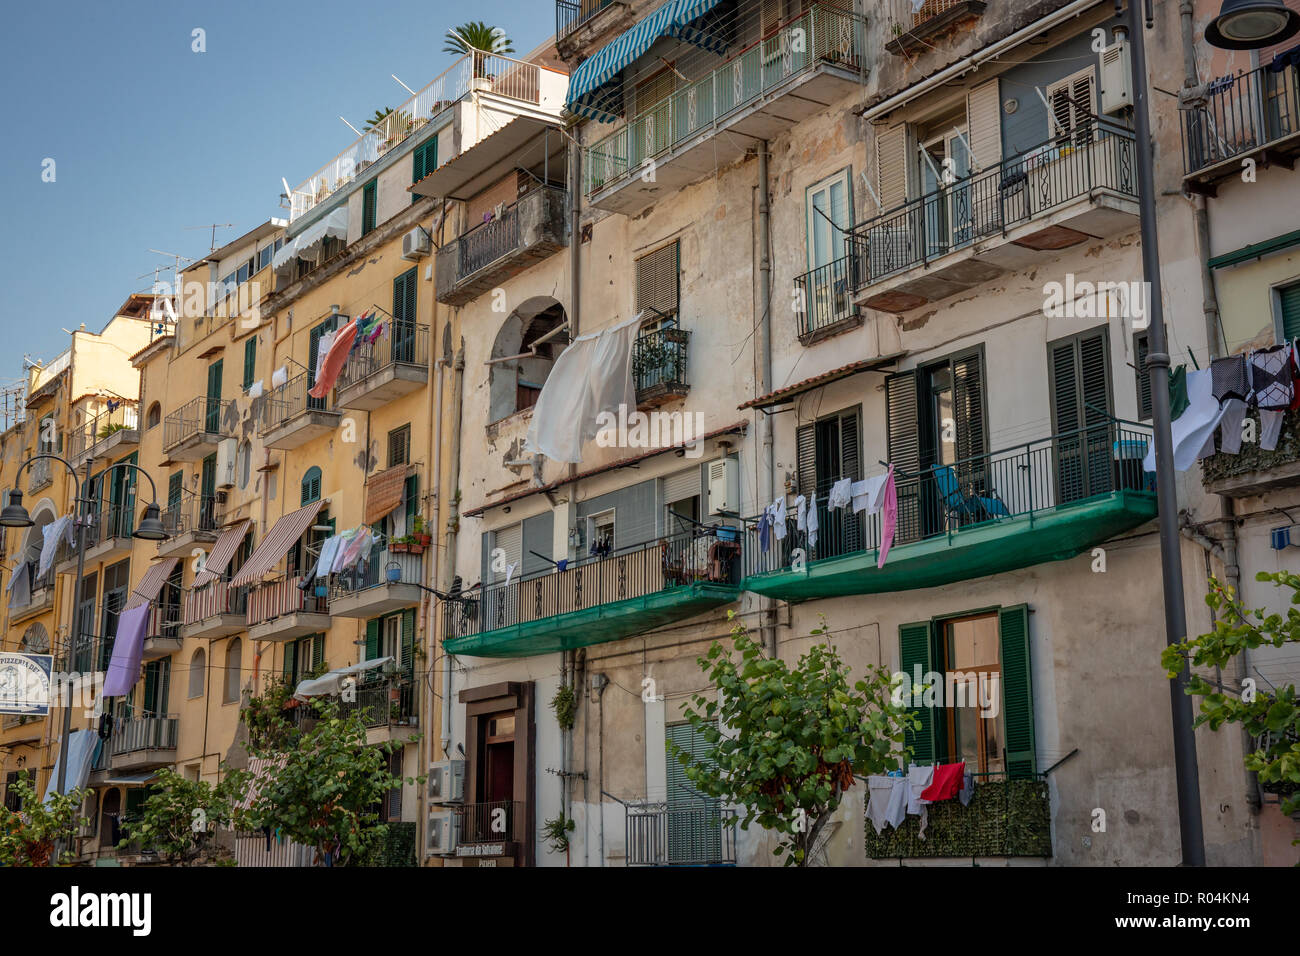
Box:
308, 318, 359, 398
877, 464, 897, 569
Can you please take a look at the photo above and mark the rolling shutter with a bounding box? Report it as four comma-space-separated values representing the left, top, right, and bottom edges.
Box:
493, 525, 522, 583
662, 468, 700, 505
666, 721, 722, 864
636, 243, 680, 319
898, 621, 936, 764
876, 124, 908, 211
1280, 283, 1300, 342
401, 609, 415, 673
998, 604, 1036, 779
886, 371, 920, 542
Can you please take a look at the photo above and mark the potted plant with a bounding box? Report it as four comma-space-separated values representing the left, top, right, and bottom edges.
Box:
390, 538, 409, 554
412, 515, 431, 547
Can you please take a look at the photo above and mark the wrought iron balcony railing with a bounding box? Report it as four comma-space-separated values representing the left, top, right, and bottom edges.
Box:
260, 373, 331, 431
337, 676, 417, 729
328, 541, 424, 601
456, 799, 526, 845
111, 715, 179, 756
846, 122, 1136, 291
160, 493, 222, 538
794, 255, 858, 342
625, 802, 737, 866
1182, 60, 1300, 176
163, 395, 234, 450
337, 322, 429, 391
632, 325, 690, 402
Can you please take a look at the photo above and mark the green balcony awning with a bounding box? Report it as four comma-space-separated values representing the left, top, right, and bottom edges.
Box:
443, 581, 739, 658
743, 490, 1157, 602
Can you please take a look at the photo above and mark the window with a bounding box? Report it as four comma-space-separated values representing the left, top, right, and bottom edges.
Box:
362, 179, 378, 236
393, 267, 417, 334
236, 440, 252, 490
663, 468, 701, 534
387, 424, 411, 467
586, 509, 615, 558
283, 634, 324, 683
301, 466, 322, 505
4, 771, 25, 812
242, 335, 257, 390
364, 609, 414, 673
804, 168, 855, 325
898, 606, 1035, 778
404, 474, 419, 530
412, 138, 438, 204
142, 659, 170, 717
381, 750, 403, 821
188, 647, 206, 699
665, 722, 724, 864
1276, 280, 1300, 343
224, 638, 242, 704
1046, 67, 1096, 144
635, 242, 680, 324
146, 402, 161, 430
795, 407, 861, 557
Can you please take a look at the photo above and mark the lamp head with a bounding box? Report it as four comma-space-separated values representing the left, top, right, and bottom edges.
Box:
1206, 0, 1300, 49
0, 490, 33, 528
132, 502, 169, 541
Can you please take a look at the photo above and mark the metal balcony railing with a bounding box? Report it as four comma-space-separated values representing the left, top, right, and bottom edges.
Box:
586, 3, 863, 195
183, 579, 249, 625
328, 540, 424, 601
337, 322, 429, 391
556, 0, 605, 40
456, 800, 526, 845
337, 676, 417, 729
1181, 60, 1300, 175
147, 600, 181, 641
65, 632, 99, 675
625, 802, 738, 866
111, 715, 179, 755
442, 527, 741, 641
846, 122, 1137, 290
68, 403, 139, 462
794, 255, 859, 341
745, 420, 1153, 577
160, 493, 222, 538
27, 456, 53, 492
163, 395, 233, 450
84, 502, 135, 546
459, 207, 522, 278
632, 325, 690, 398
260, 373, 331, 432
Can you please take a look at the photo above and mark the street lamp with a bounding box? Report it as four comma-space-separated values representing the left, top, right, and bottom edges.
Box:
1206, 0, 1300, 49
1, 455, 169, 827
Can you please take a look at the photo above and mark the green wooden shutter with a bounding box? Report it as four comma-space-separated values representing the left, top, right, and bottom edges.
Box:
282, 641, 298, 680
886, 371, 920, 542
312, 633, 325, 672
167, 472, 182, 512
665, 721, 722, 864
362, 179, 377, 235
1280, 282, 1300, 341
400, 609, 415, 674
838, 409, 862, 552
143, 662, 158, 716
365, 618, 381, 661
1049, 328, 1113, 502
412, 139, 437, 205
898, 621, 936, 764
998, 604, 1036, 779
242, 336, 257, 389
394, 267, 417, 325
206, 360, 223, 432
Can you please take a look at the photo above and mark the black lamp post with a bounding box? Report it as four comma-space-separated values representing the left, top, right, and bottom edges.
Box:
1205, 0, 1300, 49
1, 455, 168, 822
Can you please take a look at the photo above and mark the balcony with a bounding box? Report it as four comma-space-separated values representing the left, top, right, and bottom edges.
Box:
27, 456, 53, 493
794, 256, 862, 345
181, 580, 248, 639
68, 403, 139, 469
633, 325, 691, 407
163, 396, 234, 462
9, 571, 55, 624
455, 800, 526, 853
110, 715, 178, 771
338, 676, 418, 741
57, 504, 135, 572
864, 774, 1051, 859
336, 322, 429, 411
442, 527, 741, 658
584, 4, 865, 215
885, 0, 987, 58
848, 123, 1138, 313
743, 421, 1158, 602
258, 374, 340, 450
556, 0, 632, 61
624, 802, 737, 867
246, 575, 331, 643
140, 601, 182, 661
328, 544, 424, 619
1182, 59, 1300, 194
156, 494, 222, 558
1201, 409, 1300, 497
435, 186, 569, 306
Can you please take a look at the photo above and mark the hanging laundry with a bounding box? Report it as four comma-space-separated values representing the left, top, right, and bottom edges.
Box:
37, 514, 73, 579
1211, 353, 1250, 403
756, 512, 771, 554
958, 769, 975, 807
866, 774, 909, 834
6, 560, 32, 610
807, 492, 819, 549
1290, 341, 1300, 412
920, 760, 966, 802
366, 322, 385, 345
248, 380, 264, 399
827, 477, 852, 510
794, 495, 807, 532
271, 366, 289, 389
312, 535, 343, 581
330, 529, 360, 573
877, 465, 897, 570
309, 318, 359, 399
1217, 399, 1248, 455
106, 398, 120, 412
337, 526, 374, 570
1251, 344, 1294, 451
102, 601, 152, 697
1143, 369, 1227, 472
906, 763, 934, 837
851, 469, 891, 515
1168, 365, 1190, 420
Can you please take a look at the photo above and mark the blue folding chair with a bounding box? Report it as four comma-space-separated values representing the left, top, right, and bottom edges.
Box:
932, 464, 1009, 525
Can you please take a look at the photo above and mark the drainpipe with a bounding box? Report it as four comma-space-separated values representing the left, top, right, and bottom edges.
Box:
1179, 0, 1257, 815
440, 346, 465, 752
756, 141, 777, 658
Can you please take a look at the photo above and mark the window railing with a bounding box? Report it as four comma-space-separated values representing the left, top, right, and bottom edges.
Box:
625, 801, 737, 866
337, 675, 417, 729
260, 373, 331, 432
68, 403, 139, 462
459, 207, 522, 278
183, 579, 249, 625
456, 799, 526, 845
794, 255, 858, 341
147, 600, 181, 641
247, 575, 328, 626
586, 3, 863, 195
633, 325, 690, 397
442, 527, 741, 641
111, 715, 179, 755
163, 395, 233, 450
1181, 60, 1300, 175
160, 493, 222, 538
66, 632, 100, 674
337, 322, 429, 391
745, 420, 1154, 577
846, 122, 1136, 290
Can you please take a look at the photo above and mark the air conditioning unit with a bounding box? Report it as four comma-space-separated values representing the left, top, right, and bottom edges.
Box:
427, 810, 458, 854
707, 458, 739, 516
1099, 41, 1133, 114
428, 759, 466, 804
216, 437, 238, 489
402, 226, 431, 261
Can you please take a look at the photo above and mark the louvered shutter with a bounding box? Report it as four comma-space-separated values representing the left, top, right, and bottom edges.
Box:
493, 525, 522, 583
362, 179, 377, 235
967, 79, 1003, 232
1050, 337, 1084, 503
666, 721, 722, 864
401, 608, 415, 674
1050, 328, 1112, 503
898, 621, 936, 764
663, 468, 700, 505
282, 640, 298, 679
886, 371, 920, 542
242, 336, 257, 389
876, 124, 908, 211
998, 604, 1036, 779
635, 243, 679, 319
365, 618, 381, 661
143, 662, 157, 716
796, 422, 817, 498
1079, 329, 1112, 494
1280, 283, 1300, 341
1134, 332, 1152, 420
838, 410, 862, 552
386, 750, 404, 820
311, 633, 325, 671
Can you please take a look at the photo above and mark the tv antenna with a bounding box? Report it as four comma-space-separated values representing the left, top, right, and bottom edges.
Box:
184, 223, 234, 252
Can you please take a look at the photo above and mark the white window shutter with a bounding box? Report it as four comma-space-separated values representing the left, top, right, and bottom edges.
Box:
876, 124, 907, 210
966, 79, 1002, 171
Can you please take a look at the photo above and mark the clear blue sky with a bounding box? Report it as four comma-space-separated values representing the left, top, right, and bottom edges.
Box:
0, 0, 554, 374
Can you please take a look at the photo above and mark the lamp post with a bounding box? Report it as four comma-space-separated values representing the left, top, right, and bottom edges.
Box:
1, 456, 168, 818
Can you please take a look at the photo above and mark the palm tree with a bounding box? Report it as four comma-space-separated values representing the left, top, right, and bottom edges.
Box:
444, 22, 515, 78
364, 108, 394, 132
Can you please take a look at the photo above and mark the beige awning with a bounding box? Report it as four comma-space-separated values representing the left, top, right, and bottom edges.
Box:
193, 519, 251, 587
229, 502, 324, 588
364, 466, 409, 527
124, 557, 180, 611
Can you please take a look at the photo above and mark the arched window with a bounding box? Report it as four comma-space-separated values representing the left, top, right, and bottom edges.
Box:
146, 403, 162, 430
224, 638, 242, 704
188, 647, 206, 699
489, 299, 568, 422
20, 622, 49, 654
301, 466, 321, 505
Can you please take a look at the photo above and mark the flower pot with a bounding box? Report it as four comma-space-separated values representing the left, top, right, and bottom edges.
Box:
416, 533, 432, 546
408, 544, 426, 555
391, 542, 408, 553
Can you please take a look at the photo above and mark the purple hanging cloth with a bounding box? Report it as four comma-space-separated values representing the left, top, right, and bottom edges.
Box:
102, 601, 152, 697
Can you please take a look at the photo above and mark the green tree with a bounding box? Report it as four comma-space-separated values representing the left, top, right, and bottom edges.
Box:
0, 771, 88, 866
245, 698, 416, 866
119, 766, 250, 865
1163, 571, 1300, 817
444, 22, 515, 77
363, 108, 394, 132
671, 615, 915, 866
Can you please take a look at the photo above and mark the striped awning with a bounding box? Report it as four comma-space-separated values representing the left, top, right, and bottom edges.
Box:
193, 519, 251, 588
124, 557, 180, 611
566, 0, 730, 121
229, 502, 324, 588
